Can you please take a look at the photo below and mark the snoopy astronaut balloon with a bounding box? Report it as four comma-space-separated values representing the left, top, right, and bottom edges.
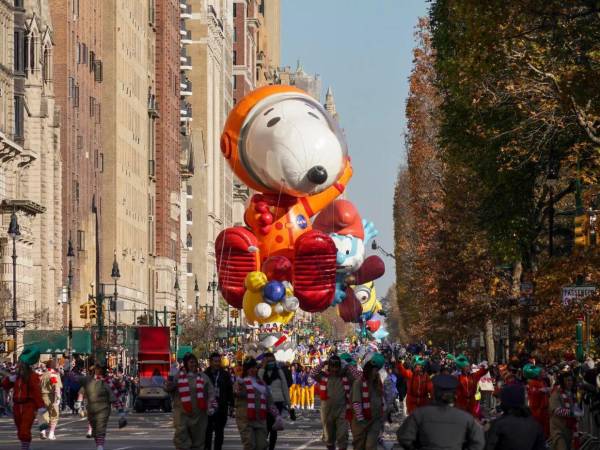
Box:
216, 85, 353, 311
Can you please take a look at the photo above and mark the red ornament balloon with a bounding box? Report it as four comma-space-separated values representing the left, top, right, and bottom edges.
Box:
262, 256, 293, 282
366, 319, 381, 332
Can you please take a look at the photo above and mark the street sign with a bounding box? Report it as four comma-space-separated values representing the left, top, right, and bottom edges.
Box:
4, 320, 25, 329
562, 285, 597, 306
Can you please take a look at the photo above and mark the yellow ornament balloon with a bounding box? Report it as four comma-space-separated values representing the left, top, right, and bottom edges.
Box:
242, 271, 296, 325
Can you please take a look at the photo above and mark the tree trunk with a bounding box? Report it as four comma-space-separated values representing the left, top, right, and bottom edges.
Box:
509, 261, 523, 355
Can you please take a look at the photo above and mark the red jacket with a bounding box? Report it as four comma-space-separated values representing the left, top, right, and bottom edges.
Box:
2, 373, 44, 409
397, 363, 432, 414
456, 367, 487, 416
527, 379, 550, 437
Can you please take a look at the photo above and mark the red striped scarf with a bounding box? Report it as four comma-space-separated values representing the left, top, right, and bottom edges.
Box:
361, 379, 372, 419
319, 373, 352, 420
95, 375, 123, 409
178, 372, 207, 413
245, 378, 267, 421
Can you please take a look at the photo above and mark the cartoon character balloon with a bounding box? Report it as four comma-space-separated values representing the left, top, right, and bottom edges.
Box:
242, 271, 298, 325
216, 85, 352, 310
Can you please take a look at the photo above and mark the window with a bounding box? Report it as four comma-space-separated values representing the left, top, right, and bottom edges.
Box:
68, 77, 75, 97
186, 262, 193, 274
233, 50, 237, 65
232, 3, 236, 17
89, 50, 95, 71
89, 96, 95, 117
42, 47, 52, 82
14, 30, 25, 75
233, 75, 237, 89
77, 135, 83, 149
81, 43, 87, 64
14, 96, 24, 139
186, 233, 192, 248
94, 60, 103, 82
73, 84, 79, 107
97, 153, 104, 172
186, 209, 192, 222
77, 230, 85, 251
233, 27, 236, 42
186, 183, 192, 196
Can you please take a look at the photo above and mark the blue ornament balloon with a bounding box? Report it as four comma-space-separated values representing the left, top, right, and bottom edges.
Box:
263, 280, 286, 304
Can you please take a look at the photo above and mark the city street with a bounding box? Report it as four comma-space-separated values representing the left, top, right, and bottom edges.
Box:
0, 408, 396, 450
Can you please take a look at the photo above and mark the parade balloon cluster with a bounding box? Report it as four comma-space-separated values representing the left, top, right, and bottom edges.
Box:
214, 85, 390, 341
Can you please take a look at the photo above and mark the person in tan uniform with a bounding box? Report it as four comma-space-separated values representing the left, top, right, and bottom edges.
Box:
310, 354, 362, 450
351, 353, 385, 450
234, 358, 283, 450
40, 360, 62, 440
166, 353, 216, 450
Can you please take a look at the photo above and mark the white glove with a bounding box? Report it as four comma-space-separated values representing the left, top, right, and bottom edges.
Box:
573, 407, 584, 418
37, 407, 47, 415
8, 374, 16, 382
208, 407, 215, 416
480, 361, 489, 369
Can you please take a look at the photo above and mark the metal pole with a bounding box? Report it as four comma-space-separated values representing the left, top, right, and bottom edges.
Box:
211, 274, 216, 319
175, 292, 179, 357
12, 234, 17, 364
113, 280, 118, 347
67, 261, 73, 369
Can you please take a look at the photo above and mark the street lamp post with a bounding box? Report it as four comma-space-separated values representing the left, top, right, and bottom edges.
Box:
8, 211, 20, 363
208, 273, 218, 319
66, 239, 75, 369
174, 267, 180, 356
194, 275, 199, 317
111, 253, 120, 350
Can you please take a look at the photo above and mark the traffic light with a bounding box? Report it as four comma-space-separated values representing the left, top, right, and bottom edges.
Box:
231, 309, 239, 319
88, 303, 97, 320
198, 310, 206, 321
574, 213, 589, 248
169, 312, 177, 333
79, 303, 89, 320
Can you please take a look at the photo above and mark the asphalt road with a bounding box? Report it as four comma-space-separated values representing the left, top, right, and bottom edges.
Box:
0, 408, 337, 450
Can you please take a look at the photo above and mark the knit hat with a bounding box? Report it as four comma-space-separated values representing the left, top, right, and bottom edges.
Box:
371, 353, 385, 369
339, 352, 356, 365
413, 356, 426, 367
19, 348, 40, 366
455, 355, 470, 369
500, 384, 526, 409
523, 363, 542, 380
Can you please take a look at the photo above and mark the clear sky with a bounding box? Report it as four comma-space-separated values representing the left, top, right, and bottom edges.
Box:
281, 0, 429, 296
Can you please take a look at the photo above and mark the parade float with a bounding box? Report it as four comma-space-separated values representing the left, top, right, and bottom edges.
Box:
214, 85, 388, 356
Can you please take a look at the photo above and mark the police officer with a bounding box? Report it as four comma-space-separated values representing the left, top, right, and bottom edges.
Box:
396, 374, 485, 450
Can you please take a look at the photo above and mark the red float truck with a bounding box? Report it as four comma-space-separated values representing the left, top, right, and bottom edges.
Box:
134, 326, 172, 413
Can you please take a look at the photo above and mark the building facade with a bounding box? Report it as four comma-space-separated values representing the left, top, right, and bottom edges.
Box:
50, 0, 103, 327
183, 0, 233, 317
151, 0, 186, 317
0, 0, 62, 354
99, 0, 155, 325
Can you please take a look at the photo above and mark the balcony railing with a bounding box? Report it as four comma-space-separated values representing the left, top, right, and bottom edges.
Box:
180, 76, 192, 96
181, 30, 192, 44
148, 94, 159, 118
180, 101, 192, 122
180, 55, 192, 71
180, 3, 192, 19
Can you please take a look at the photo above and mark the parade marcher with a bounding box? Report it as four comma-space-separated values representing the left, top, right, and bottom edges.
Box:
204, 352, 234, 450
455, 355, 488, 417
310, 354, 361, 450
397, 374, 485, 450
234, 358, 283, 450
40, 359, 62, 440
351, 353, 385, 450
166, 353, 216, 450
549, 371, 582, 450
1, 348, 46, 450
289, 363, 301, 409
75, 362, 127, 450
259, 352, 291, 450
524, 363, 550, 438
396, 355, 433, 414
485, 384, 546, 450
